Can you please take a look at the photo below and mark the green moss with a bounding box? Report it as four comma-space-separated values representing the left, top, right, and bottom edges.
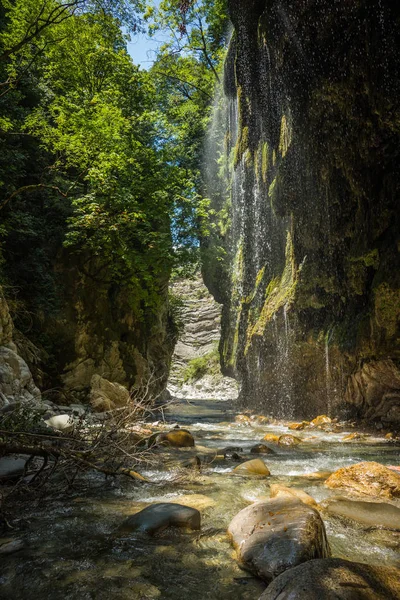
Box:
349, 249, 380, 269
374, 283, 400, 337
246, 232, 297, 350
279, 114, 291, 158
261, 142, 269, 184
182, 346, 220, 382
234, 125, 249, 167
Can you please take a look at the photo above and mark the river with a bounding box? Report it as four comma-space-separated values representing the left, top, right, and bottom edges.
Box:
1, 397, 399, 599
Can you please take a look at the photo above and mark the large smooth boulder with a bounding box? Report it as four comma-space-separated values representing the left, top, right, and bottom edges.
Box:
269, 484, 318, 509
228, 497, 330, 582
233, 458, 271, 476
259, 558, 400, 599
325, 461, 400, 499
90, 374, 130, 412
323, 497, 400, 530
116, 503, 201, 536
157, 429, 195, 447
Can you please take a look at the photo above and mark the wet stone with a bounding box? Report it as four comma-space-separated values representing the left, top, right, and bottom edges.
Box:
228, 497, 330, 583
259, 558, 400, 600
115, 503, 201, 536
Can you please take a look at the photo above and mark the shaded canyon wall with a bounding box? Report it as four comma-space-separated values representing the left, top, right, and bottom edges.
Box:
203, 0, 400, 424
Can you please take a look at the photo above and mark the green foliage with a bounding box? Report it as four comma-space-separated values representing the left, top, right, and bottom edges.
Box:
182, 346, 220, 382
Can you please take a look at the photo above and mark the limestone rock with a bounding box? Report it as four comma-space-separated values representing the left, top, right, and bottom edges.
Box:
233, 458, 271, 476
44, 414, 74, 432
157, 429, 195, 447
90, 374, 130, 412
0, 346, 41, 406
325, 461, 400, 499
344, 360, 400, 425
167, 275, 238, 400
258, 558, 400, 599
322, 497, 400, 530
269, 484, 318, 508
116, 503, 201, 536
228, 497, 330, 583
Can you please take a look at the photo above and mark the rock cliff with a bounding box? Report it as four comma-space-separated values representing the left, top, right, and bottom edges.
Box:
0, 288, 41, 407
203, 0, 400, 424
167, 275, 238, 400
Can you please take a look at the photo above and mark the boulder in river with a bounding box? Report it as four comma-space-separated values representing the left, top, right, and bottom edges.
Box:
156, 429, 195, 447
258, 558, 400, 599
322, 497, 400, 530
310, 415, 332, 427
288, 422, 308, 431
325, 461, 400, 499
269, 484, 318, 509
262, 434, 280, 444
228, 497, 330, 582
116, 503, 201, 536
250, 444, 275, 455
235, 414, 252, 424
278, 434, 301, 446
233, 458, 271, 476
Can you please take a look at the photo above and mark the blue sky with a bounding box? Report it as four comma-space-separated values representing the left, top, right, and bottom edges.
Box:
126, 30, 164, 68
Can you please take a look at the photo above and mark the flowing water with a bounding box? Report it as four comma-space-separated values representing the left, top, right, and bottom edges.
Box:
1, 397, 399, 599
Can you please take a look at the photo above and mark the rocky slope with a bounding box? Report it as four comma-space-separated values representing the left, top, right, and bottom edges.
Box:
203, 0, 400, 424
167, 275, 238, 400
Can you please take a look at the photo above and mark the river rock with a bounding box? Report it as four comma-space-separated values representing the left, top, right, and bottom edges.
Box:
342, 432, 366, 442
235, 414, 252, 424
90, 374, 130, 412
44, 413, 74, 432
323, 497, 400, 530
310, 415, 331, 427
288, 422, 308, 431
228, 497, 330, 582
157, 429, 195, 447
116, 503, 201, 536
233, 458, 271, 476
269, 484, 318, 508
258, 558, 400, 599
325, 461, 400, 499
263, 434, 280, 443
250, 444, 275, 455
278, 434, 301, 446
0, 538, 25, 555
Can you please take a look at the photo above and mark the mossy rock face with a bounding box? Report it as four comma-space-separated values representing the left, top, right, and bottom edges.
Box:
203, 0, 400, 423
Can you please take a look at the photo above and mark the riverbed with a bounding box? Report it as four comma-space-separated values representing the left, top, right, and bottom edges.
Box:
1, 397, 399, 599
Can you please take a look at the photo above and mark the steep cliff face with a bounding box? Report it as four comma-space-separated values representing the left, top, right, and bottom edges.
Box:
168, 275, 238, 400
204, 0, 400, 423
0, 287, 41, 406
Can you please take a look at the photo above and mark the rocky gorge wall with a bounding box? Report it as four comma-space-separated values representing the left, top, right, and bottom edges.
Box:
0, 252, 176, 411
167, 275, 238, 400
203, 0, 400, 424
